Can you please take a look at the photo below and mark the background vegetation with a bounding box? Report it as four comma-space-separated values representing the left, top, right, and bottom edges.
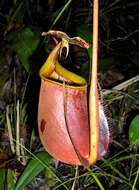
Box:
0, 0, 139, 189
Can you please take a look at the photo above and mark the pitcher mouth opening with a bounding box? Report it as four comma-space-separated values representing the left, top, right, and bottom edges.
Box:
42, 77, 88, 89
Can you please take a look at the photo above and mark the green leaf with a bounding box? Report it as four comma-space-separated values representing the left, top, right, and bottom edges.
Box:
7, 169, 15, 190
0, 168, 6, 190
15, 152, 52, 190
129, 115, 139, 145
7, 27, 40, 72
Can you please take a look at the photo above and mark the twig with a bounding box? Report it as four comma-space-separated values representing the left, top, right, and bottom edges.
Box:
111, 139, 125, 149
71, 166, 79, 190
103, 75, 139, 95
103, 89, 139, 103
6, 106, 15, 154
16, 100, 20, 161
106, 29, 139, 42
20, 138, 27, 165
106, 0, 121, 10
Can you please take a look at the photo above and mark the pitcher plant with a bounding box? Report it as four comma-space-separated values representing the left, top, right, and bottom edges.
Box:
38, 0, 109, 168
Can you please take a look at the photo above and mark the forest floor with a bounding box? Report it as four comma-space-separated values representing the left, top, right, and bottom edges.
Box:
0, 0, 139, 189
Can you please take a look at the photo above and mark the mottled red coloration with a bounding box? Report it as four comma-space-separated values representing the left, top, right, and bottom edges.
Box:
38, 80, 89, 165
38, 79, 109, 166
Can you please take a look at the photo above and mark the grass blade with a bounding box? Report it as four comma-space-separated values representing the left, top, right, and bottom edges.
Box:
7, 169, 15, 190
102, 159, 127, 180
0, 168, 6, 190
15, 152, 52, 190
50, 0, 72, 29
132, 167, 139, 190
88, 168, 105, 190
